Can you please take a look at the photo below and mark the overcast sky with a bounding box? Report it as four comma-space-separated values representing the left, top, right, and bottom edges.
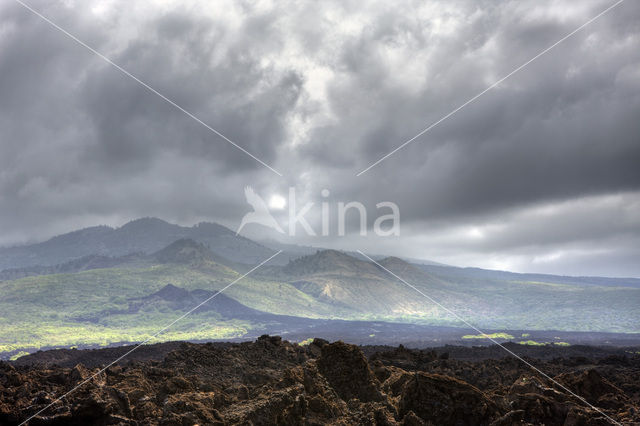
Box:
0, 0, 639, 277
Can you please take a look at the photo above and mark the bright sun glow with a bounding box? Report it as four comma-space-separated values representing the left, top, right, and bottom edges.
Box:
269, 194, 286, 210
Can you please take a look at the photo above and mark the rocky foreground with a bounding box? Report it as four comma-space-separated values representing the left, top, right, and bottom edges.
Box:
1, 337, 639, 425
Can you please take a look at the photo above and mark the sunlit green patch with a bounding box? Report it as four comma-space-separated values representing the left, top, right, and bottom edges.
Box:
462, 332, 514, 340
518, 340, 547, 346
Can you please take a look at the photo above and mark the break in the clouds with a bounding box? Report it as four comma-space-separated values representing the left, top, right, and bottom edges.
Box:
0, 0, 639, 277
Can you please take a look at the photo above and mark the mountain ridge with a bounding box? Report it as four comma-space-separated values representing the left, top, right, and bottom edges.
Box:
0, 217, 279, 270
283, 249, 382, 277
4, 218, 639, 284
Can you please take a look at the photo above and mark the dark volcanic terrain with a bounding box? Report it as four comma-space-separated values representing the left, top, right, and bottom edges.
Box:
1, 337, 639, 425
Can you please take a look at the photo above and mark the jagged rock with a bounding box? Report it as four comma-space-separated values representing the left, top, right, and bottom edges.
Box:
400, 410, 426, 425
563, 406, 614, 426
307, 338, 329, 357
508, 375, 572, 403
1, 337, 637, 425
397, 371, 500, 425
505, 374, 624, 425
316, 341, 385, 402
221, 384, 306, 425
489, 409, 525, 426
557, 369, 629, 410
162, 392, 223, 425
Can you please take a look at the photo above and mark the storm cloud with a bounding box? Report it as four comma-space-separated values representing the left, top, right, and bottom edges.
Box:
0, 0, 639, 277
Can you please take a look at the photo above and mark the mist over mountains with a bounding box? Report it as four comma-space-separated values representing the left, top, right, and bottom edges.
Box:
0, 217, 278, 270
2, 217, 640, 284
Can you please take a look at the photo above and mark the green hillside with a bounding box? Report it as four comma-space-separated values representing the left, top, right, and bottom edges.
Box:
0, 246, 638, 356
0, 262, 342, 354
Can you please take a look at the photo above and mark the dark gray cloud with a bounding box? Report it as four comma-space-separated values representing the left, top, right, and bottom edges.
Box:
0, 0, 639, 277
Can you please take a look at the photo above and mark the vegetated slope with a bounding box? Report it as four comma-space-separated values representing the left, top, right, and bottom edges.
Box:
151, 238, 228, 266
0, 252, 149, 281
0, 217, 280, 270
280, 250, 453, 317
2, 337, 638, 425
280, 251, 502, 323
280, 250, 640, 332
0, 243, 343, 355
413, 262, 640, 331
75, 283, 273, 322
1, 243, 639, 357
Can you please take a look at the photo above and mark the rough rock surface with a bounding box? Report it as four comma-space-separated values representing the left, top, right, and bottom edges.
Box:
1, 336, 638, 425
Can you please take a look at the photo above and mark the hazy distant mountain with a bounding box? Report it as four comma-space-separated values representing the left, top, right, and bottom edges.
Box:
418, 264, 640, 289
0, 218, 452, 273
0, 218, 280, 270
